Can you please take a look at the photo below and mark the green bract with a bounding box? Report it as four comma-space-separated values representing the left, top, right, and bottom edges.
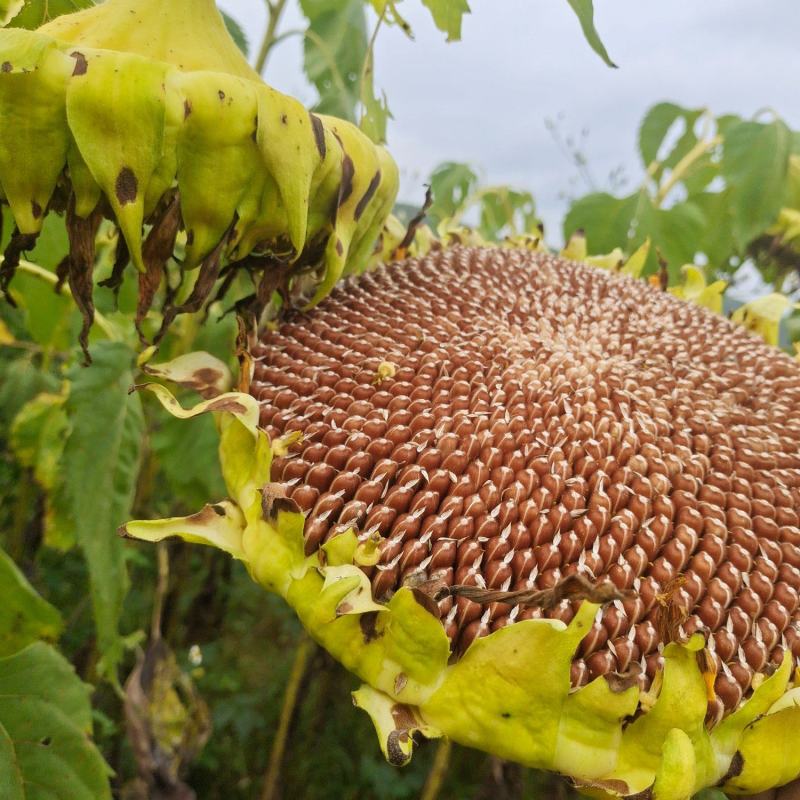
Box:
0, 0, 398, 356
123, 383, 800, 800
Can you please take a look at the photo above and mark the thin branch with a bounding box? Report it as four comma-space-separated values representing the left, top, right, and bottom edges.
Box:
653, 133, 722, 208
420, 738, 452, 800
2, 257, 120, 340
255, 0, 289, 75
150, 543, 169, 641
260, 635, 316, 800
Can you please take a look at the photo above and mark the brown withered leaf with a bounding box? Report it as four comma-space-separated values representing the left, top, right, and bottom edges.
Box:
137, 195, 181, 342
448, 573, 630, 610
65, 199, 103, 365
654, 575, 689, 644
392, 185, 433, 261
0, 227, 39, 305
260, 482, 300, 522
124, 638, 210, 800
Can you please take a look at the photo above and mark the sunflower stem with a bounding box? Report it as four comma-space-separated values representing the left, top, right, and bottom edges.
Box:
420, 738, 452, 800
259, 635, 315, 800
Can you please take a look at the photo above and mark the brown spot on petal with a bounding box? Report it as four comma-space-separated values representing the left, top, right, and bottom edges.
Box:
71, 51, 88, 76
354, 171, 381, 222
115, 167, 138, 206
310, 112, 326, 159
260, 483, 300, 521
337, 154, 355, 209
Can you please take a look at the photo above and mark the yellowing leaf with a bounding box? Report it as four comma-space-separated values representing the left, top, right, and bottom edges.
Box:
731, 293, 794, 346
420, 0, 471, 42
561, 230, 587, 260
622, 237, 650, 278
0, 318, 14, 344
585, 247, 624, 270
669, 264, 726, 315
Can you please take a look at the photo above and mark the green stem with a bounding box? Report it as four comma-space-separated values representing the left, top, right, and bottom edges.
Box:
420, 738, 452, 800
259, 635, 315, 800
358, 5, 387, 126
2, 258, 119, 341
255, 0, 289, 75
653, 133, 722, 208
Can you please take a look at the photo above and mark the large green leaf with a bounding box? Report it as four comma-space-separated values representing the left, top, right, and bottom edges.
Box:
0, 547, 62, 657
359, 44, 391, 144
721, 118, 792, 248
63, 341, 144, 678
565, 0, 616, 68
7, 0, 93, 29
150, 409, 225, 513
478, 188, 537, 240
691, 189, 736, 273
420, 0, 471, 42
221, 10, 248, 56
563, 191, 706, 280
299, 0, 368, 122
0, 722, 23, 800
427, 161, 478, 225
639, 102, 685, 167
633, 197, 707, 281
0, 642, 112, 799
0, 356, 59, 428
638, 102, 703, 175
563, 191, 637, 254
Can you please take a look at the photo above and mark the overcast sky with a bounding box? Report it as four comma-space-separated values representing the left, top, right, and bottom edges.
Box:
218, 0, 800, 243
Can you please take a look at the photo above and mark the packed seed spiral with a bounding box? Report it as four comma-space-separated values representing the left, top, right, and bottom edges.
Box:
252, 246, 800, 720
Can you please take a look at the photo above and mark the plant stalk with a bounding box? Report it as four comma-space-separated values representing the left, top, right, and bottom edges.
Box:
2, 258, 119, 341
259, 635, 315, 800
420, 738, 452, 800
653, 134, 722, 208
255, 0, 289, 75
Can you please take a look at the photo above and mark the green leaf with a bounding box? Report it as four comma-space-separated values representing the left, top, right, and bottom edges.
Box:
0, 356, 59, 428
0, 722, 23, 800
0, 547, 62, 657
639, 102, 685, 167
562, 191, 637, 253
722, 118, 792, 248
427, 162, 478, 225
0, 0, 23, 27
359, 44, 391, 144
565, 0, 616, 68
63, 341, 144, 678
299, 0, 368, 122
633, 198, 707, 281
150, 409, 225, 513
0, 642, 112, 799
420, 0, 471, 42
638, 103, 704, 178
221, 10, 248, 56
11, 392, 69, 489
691, 190, 736, 273
7, 0, 93, 29
10, 391, 75, 550
478, 188, 537, 241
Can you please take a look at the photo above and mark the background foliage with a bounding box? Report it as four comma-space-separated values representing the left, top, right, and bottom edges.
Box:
1, 0, 799, 798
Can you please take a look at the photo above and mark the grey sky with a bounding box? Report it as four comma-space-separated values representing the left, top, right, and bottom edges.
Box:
218, 0, 800, 242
